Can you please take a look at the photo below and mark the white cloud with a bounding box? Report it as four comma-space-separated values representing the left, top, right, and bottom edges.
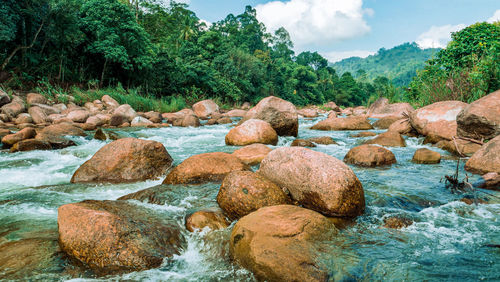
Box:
255, 0, 372, 50
487, 9, 500, 23
322, 50, 375, 63
416, 24, 466, 49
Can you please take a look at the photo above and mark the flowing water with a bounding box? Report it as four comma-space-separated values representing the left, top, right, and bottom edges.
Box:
0, 116, 499, 281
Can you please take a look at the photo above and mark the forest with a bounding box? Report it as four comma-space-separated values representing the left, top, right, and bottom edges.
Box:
1, 0, 499, 110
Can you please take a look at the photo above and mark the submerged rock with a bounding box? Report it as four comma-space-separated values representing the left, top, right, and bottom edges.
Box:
306, 136, 337, 145
344, 145, 396, 167
163, 152, 250, 185
242, 96, 298, 137
383, 216, 413, 229
232, 143, 272, 166
350, 131, 377, 138
465, 135, 500, 175
217, 171, 290, 219
225, 119, 278, 146
230, 205, 337, 282
258, 147, 365, 217
364, 131, 406, 147
311, 116, 373, 131
71, 138, 173, 183
412, 148, 441, 164
185, 208, 230, 232
291, 139, 316, 147
58, 200, 185, 274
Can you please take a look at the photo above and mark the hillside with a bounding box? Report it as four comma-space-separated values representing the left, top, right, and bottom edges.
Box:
332, 42, 440, 86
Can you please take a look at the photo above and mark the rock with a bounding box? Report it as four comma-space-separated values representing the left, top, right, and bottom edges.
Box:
143, 111, 162, 123
185, 208, 230, 232
344, 145, 397, 167
388, 119, 416, 136
1, 98, 25, 118
94, 128, 107, 141
291, 139, 316, 147
342, 107, 353, 115
223, 109, 247, 117
53, 103, 67, 112
17, 123, 36, 129
324, 101, 340, 112
476, 172, 500, 191
216, 117, 232, 124
232, 144, 273, 166
409, 101, 467, 140
206, 118, 218, 126
131, 116, 153, 127
457, 90, 500, 140
242, 96, 298, 137
192, 99, 219, 119
364, 131, 406, 147
465, 135, 500, 175
306, 136, 337, 145
460, 197, 489, 205
352, 106, 367, 116
86, 115, 104, 126
96, 113, 111, 124
10, 139, 52, 153
373, 116, 402, 129
71, 138, 173, 183
109, 114, 128, 126
1, 127, 36, 146
0, 113, 10, 122
0, 129, 11, 139
67, 110, 90, 123
241, 102, 251, 110
368, 98, 414, 119
217, 171, 290, 219
26, 93, 47, 105
113, 104, 137, 122
0, 89, 10, 107
58, 200, 185, 274
437, 139, 482, 157
350, 131, 377, 138
423, 134, 446, 145
28, 106, 49, 124
311, 116, 373, 131
101, 95, 119, 108
230, 205, 336, 282
14, 113, 33, 124
327, 111, 337, 119
173, 114, 201, 127
258, 147, 365, 217
35, 122, 85, 149
79, 122, 96, 131
297, 108, 318, 118
225, 119, 278, 146
383, 216, 413, 229
163, 152, 250, 185
412, 148, 441, 164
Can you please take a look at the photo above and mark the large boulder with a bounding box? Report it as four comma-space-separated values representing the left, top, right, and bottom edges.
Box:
457, 90, 500, 140
311, 116, 373, 131
230, 205, 337, 282
409, 101, 467, 140
14, 113, 33, 124
112, 104, 137, 122
35, 122, 85, 148
464, 135, 500, 175
131, 116, 153, 127
324, 101, 340, 112
223, 109, 247, 117
28, 105, 57, 124
185, 209, 230, 232
388, 119, 416, 136
225, 119, 278, 146
232, 144, 273, 166
242, 96, 298, 137
368, 98, 414, 119
10, 139, 52, 153
172, 114, 201, 127
71, 138, 172, 183
297, 108, 318, 118
1, 96, 25, 118
192, 99, 219, 119
217, 171, 290, 219
412, 148, 441, 164
1, 127, 36, 146
101, 95, 119, 109
364, 131, 406, 147
373, 116, 403, 129
258, 147, 365, 217
67, 110, 90, 123
163, 152, 250, 185
26, 93, 47, 105
344, 145, 397, 167
58, 200, 185, 274
436, 139, 481, 157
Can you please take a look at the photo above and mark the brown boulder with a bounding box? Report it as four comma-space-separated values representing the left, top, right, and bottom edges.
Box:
297, 108, 318, 118
388, 119, 415, 135
1, 127, 36, 146
465, 135, 500, 175
35, 123, 85, 149
232, 144, 273, 166
409, 101, 467, 140
364, 131, 406, 147
67, 110, 90, 123
86, 115, 104, 126
163, 152, 250, 185
230, 205, 336, 282
306, 136, 337, 145
344, 145, 396, 167
437, 139, 481, 157
368, 98, 414, 119
26, 93, 48, 105
225, 119, 278, 146
412, 148, 441, 164
457, 90, 500, 140
101, 95, 119, 108
109, 114, 128, 126
58, 200, 185, 274
242, 96, 298, 137
217, 171, 290, 219
131, 116, 153, 127
173, 114, 201, 127
14, 113, 33, 124
144, 111, 162, 123
373, 116, 402, 129
71, 138, 172, 183
223, 109, 247, 117
0, 89, 10, 107
352, 106, 367, 116
291, 139, 316, 147
28, 106, 49, 124
10, 139, 52, 153
216, 117, 232, 124
311, 116, 373, 131
113, 104, 137, 122
0, 129, 11, 139
350, 131, 377, 138
185, 209, 230, 232
1, 97, 25, 118
258, 147, 365, 217
324, 101, 340, 112
192, 99, 219, 119
476, 172, 500, 191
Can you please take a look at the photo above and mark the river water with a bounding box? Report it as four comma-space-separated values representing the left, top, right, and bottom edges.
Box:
0, 115, 499, 281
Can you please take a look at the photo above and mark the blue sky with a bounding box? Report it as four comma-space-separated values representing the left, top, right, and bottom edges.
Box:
183, 0, 499, 62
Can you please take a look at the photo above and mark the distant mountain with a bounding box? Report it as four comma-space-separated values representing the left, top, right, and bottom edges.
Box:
332, 42, 440, 86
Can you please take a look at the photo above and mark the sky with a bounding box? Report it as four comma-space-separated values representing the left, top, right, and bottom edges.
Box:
180, 0, 499, 62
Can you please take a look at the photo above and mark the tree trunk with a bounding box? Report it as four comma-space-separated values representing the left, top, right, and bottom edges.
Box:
100, 58, 108, 88
1, 20, 45, 71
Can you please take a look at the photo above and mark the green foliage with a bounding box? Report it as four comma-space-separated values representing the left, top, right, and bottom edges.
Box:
333, 42, 440, 86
